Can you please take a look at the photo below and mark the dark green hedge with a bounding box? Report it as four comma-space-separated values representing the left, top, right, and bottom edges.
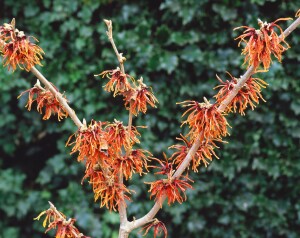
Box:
1, 1, 300, 237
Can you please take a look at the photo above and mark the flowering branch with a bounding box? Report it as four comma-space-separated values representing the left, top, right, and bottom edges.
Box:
34, 201, 89, 238
103, 19, 129, 235
30, 66, 83, 128
1, 10, 299, 238
0, 32, 82, 128
124, 14, 300, 234
103, 19, 133, 142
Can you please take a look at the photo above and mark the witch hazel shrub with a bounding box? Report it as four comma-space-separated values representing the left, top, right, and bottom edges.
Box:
1, 9, 300, 238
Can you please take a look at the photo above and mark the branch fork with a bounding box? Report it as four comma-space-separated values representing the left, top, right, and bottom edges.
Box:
117, 14, 300, 236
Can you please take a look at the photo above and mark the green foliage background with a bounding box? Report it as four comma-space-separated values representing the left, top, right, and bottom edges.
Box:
1, 1, 300, 237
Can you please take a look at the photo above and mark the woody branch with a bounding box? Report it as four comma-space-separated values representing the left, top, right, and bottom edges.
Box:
124, 14, 300, 233
30, 66, 83, 128
0, 37, 82, 129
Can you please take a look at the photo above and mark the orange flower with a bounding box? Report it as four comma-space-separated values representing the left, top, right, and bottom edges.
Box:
113, 149, 152, 180
147, 175, 193, 206
18, 81, 68, 121
2, 37, 44, 71
36, 90, 68, 121
123, 77, 158, 116
34, 204, 90, 238
179, 99, 229, 140
80, 149, 111, 181
1, 20, 44, 71
169, 134, 221, 172
82, 162, 106, 183
140, 219, 167, 238
106, 119, 142, 151
0, 22, 15, 42
234, 18, 291, 71
95, 67, 133, 96
149, 153, 173, 176
18, 84, 40, 111
80, 142, 134, 211
46, 219, 80, 238
92, 171, 131, 211
66, 120, 108, 162
34, 208, 64, 228
214, 73, 268, 115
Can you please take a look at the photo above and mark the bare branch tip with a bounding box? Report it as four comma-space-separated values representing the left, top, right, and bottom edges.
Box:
11, 18, 16, 27
103, 19, 112, 28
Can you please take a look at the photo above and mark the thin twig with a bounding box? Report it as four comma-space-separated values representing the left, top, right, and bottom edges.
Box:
104, 19, 126, 73
125, 14, 300, 233
127, 102, 133, 144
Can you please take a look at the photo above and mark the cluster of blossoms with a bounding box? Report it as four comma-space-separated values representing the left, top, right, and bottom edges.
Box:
96, 16, 296, 237
18, 80, 68, 121
34, 202, 90, 238
66, 119, 152, 211
169, 17, 292, 176
214, 72, 268, 116
140, 218, 168, 238
179, 98, 229, 141
65, 65, 159, 212
0, 19, 44, 71
170, 134, 222, 172
96, 68, 158, 115
167, 98, 228, 173
234, 18, 291, 71
97, 65, 194, 235
146, 154, 194, 206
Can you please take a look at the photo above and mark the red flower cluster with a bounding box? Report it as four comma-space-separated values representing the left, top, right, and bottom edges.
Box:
172, 98, 228, 174
140, 219, 168, 238
106, 119, 142, 151
91, 169, 132, 211
146, 153, 193, 206
18, 80, 68, 121
113, 149, 151, 180
179, 99, 229, 141
147, 174, 193, 206
34, 203, 90, 238
214, 72, 268, 115
0, 19, 44, 71
170, 134, 221, 172
234, 18, 291, 71
123, 77, 158, 116
150, 153, 173, 175
96, 68, 133, 96
66, 120, 108, 162
96, 68, 158, 116
67, 119, 151, 210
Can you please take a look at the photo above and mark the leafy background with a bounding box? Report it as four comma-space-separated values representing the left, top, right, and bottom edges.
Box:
1, 0, 300, 237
